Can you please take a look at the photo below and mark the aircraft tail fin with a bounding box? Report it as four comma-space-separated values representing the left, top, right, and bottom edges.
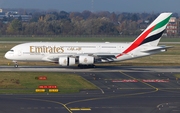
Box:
116, 13, 172, 58
133, 13, 172, 46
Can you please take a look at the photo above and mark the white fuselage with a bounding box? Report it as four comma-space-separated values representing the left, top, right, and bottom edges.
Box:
5, 42, 164, 64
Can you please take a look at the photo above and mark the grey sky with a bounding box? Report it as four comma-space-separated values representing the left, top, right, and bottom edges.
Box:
0, 0, 179, 13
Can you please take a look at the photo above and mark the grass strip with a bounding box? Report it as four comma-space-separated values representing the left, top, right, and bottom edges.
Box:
0, 72, 97, 93
174, 74, 180, 78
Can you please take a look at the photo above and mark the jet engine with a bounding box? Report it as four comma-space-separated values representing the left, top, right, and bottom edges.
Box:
59, 57, 75, 66
79, 56, 95, 64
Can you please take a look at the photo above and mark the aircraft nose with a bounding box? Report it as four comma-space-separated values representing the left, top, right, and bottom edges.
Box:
4, 52, 9, 59
4, 52, 12, 59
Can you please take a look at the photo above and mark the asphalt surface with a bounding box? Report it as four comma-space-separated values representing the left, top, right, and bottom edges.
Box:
1, 41, 180, 113
1, 66, 180, 72
0, 66, 180, 113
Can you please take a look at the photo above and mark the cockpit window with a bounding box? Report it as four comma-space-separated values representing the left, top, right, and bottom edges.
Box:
9, 50, 14, 52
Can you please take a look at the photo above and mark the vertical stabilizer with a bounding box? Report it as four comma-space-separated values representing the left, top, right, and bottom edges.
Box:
134, 13, 172, 46
116, 13, 172, 58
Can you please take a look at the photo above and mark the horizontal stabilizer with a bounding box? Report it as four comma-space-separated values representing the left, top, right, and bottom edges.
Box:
141, 46, 173, 52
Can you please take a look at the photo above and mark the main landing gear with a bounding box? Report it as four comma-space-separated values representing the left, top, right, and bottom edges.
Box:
78, 64, 96, 68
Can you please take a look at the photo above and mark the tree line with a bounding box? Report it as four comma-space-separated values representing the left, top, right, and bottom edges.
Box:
0, 10, 179, 35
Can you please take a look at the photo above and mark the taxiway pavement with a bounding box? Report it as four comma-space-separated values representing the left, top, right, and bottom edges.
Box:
0, 66, 180, 113
1, 66, 180, 72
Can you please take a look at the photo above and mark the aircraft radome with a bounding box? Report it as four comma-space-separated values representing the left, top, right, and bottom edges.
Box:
5, 13, 173, 68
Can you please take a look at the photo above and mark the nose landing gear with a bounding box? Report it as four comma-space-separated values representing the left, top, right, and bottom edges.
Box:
14, 61, 18, 68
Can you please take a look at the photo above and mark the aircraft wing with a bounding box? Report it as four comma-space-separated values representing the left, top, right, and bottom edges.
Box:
92, 53, 121, 58
45, 53, 122, 62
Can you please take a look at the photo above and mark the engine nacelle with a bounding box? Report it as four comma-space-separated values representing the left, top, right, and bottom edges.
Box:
79, 56, 94, 64
59, 57, 75, 66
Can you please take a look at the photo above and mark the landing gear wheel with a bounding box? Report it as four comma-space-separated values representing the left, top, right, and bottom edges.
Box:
78, 64, 96, 68
14, 64, 18, 68
89, 64, 95, 68
78, 64, 84, 68
14, 62, 18, 68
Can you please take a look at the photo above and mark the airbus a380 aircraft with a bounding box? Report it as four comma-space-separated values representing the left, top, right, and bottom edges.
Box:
5, 13, 173, 68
